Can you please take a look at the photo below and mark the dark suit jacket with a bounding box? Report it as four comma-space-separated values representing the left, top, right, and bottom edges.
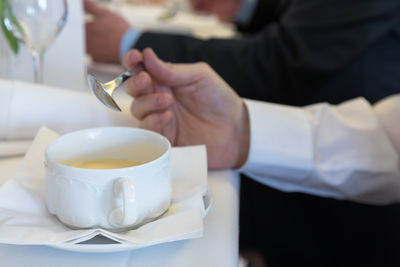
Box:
134, 1, 400, 266
135, 0, 400, 106
236, 0, 287, 33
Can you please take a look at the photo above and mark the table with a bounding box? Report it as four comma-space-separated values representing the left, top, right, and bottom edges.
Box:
0, 157, 240, 267
0, 1, 241, 264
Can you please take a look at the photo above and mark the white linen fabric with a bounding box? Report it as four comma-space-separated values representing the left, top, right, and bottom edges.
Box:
242, 95, 400, 204
0, 140, 32, 157
0, 79, 134, 141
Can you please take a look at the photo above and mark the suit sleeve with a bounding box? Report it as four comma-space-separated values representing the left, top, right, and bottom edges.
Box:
134, 0, 400, 105
236, 0, 288, 33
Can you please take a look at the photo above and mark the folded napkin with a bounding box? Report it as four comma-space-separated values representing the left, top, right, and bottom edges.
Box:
0, 126, 208, 248
0, 140, 32, 158
0, 79, 135, 156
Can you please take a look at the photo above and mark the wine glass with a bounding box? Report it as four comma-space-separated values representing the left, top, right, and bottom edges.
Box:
2, 0, 68, 83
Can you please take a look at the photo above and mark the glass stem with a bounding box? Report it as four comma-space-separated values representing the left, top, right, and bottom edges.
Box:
32, 52, 44, 83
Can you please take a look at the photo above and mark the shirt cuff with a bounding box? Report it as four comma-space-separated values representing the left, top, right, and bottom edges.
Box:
119, 29, 143, 62
234, 0, 258, 26
240, 99, 314, 179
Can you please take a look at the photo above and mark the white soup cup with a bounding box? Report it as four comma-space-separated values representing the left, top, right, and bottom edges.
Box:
45, 127, 171, 230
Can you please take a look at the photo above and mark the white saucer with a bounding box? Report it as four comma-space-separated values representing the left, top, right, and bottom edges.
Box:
49, 192, 212, 253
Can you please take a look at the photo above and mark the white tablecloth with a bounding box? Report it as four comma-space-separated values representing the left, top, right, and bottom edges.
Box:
0, 2, 240, 265
0, 157, 240, 267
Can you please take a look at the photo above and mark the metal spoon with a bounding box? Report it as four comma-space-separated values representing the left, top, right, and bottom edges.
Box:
87, 63, 144, 112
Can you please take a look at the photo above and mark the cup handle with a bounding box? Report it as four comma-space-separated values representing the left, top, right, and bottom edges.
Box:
108, 178, 138, 227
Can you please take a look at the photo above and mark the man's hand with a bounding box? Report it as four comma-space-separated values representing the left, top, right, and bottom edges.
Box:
190, 0, 243, 22
85, 0, 130, 63
123, 48, 250, 169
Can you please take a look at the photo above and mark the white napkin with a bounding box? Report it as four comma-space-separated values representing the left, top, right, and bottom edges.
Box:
0, 126, 208, 247
0, 140, 32, 158
0, 79, 135, 156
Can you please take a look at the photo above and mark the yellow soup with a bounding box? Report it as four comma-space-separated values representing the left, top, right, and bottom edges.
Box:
68, 159, 143, 169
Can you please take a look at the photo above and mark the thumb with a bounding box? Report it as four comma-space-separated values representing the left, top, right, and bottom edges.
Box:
142, 48, 202, 87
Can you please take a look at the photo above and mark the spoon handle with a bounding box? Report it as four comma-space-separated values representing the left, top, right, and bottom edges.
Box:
121, 62, 145, 83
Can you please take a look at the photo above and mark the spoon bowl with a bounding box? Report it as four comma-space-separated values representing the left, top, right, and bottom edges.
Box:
87, 63, 144, 112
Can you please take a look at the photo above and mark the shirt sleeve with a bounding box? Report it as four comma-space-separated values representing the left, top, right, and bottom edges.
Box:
240, 95, 400, 204
119, 29, 143, 62
234, 0, 258, 26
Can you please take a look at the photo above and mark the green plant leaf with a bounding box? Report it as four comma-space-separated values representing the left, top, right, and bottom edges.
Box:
0, 0, 19, 54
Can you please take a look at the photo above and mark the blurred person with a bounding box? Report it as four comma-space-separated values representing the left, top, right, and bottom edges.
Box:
85, 0, 400, 106
122, 48, 400, 266
189, 0, 278, 31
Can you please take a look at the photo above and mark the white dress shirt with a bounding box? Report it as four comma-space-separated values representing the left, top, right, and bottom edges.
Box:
241, 95, 400, 204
